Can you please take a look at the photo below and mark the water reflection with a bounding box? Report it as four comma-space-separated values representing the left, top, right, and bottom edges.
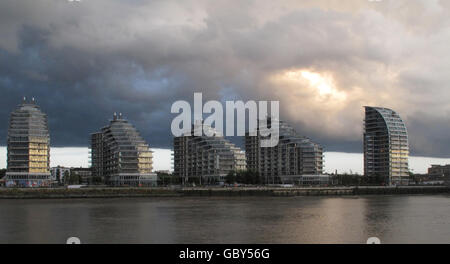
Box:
0, 195, 449, 244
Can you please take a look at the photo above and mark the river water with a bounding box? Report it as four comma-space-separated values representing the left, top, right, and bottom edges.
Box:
0, 195, 449, 244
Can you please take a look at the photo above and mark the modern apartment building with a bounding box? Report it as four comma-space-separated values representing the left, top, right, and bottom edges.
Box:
364, 106, 409, 185
5, 98, 51, 187
173, 123, 246, 185
245, 119, 324, 185
90, 113, 156, 186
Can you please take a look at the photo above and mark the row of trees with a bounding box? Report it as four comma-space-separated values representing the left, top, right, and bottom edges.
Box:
55, 170, 103, 185
155, 170, 263, 186
225, 170, 261, 185
157, 171, 394, 186
4, 168, 423, 187
331, 173, 421, 186
331, 174, 388, 186
62, 171, 80, 185
157, 172, 182, 185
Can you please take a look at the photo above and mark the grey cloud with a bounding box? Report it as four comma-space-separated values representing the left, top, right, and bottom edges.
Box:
0, 0, 450, 157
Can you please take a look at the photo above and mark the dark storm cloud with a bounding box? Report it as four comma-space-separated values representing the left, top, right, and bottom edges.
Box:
1, 0, 450, 157
0, 24, 180, 147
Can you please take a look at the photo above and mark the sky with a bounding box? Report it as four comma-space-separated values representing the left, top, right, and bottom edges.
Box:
1, 147, 449, 174
1, 0, 450, 172
0, 147, 177, 171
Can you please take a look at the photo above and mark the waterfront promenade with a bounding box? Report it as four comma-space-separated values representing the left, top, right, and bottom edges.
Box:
0, 186, 448, 199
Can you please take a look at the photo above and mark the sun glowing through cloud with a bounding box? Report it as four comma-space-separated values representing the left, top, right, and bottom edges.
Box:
300, 71, 333, 95
266, 68, 355, 140
283, 69, 347, 101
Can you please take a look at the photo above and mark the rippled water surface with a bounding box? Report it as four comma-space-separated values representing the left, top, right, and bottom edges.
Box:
1, 195, 449, 244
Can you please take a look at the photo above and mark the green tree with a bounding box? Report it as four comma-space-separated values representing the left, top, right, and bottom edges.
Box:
227, 170, 261, 185
157, 172, 171, 186
92, 176, 103, 185
63, 171, 70, 185
64, 171, 80, 185
56, 168, 61, 184
225, 171, 236, 184
71, 173, 80, 185
332, 173, 366, 186
0, 169, 6, 179
236, 171, 244, 184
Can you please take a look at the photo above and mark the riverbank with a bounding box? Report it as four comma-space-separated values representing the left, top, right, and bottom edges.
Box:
0, 186, 449, 199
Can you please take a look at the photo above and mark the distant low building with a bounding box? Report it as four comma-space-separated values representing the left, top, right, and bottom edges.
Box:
71, 167, 92, 185
428, 165, 450, 178
414, 165, 450, 186
50, 166, 71, 184
50, 167, 93, 185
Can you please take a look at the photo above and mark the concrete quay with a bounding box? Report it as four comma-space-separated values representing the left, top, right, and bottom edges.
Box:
0, 186, 448, 199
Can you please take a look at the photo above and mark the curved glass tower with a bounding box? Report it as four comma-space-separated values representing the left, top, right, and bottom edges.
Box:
364, 106, 409, 185
5, 98, 51, 187
90, 113, 156, 186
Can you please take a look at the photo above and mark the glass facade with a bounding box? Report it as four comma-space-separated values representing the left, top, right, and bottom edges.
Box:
5, 99, 51, 187
173, 123, 246, 184
245, 119, 324, 184
90, 113, 156, 186
364, 106, 409, 185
